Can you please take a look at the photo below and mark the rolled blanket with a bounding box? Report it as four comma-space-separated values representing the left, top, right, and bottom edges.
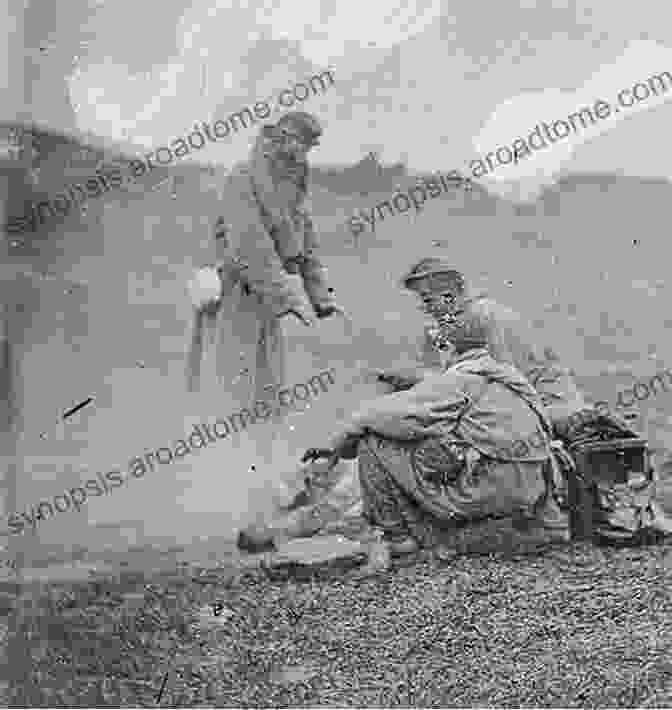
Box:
188, 265, 222, 310
185, 260, 249, 392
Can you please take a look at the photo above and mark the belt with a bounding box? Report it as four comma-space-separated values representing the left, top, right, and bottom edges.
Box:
214, 257, 252, 297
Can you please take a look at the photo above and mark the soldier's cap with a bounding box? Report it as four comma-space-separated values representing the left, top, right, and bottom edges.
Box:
400, 257, 465, 291
263, 111, 322, 146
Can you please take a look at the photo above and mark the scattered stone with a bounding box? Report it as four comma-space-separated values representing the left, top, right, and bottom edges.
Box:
434, 546, 459, 563
209, 601, 233, 619
122, 592, 147, 614
272, 536, 365, 567
0, 592, 14, 616
237, 526, 275, 554
195, 603, 233, 629
270, 663, 320, 686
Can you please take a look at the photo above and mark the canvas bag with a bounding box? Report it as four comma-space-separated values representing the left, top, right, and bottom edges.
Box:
557, 409, 669, 541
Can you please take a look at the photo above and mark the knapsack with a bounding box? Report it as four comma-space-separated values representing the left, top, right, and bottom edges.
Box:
553, 409, 660, 543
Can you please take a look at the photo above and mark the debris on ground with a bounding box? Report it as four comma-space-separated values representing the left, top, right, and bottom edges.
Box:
2, 535, 670, 707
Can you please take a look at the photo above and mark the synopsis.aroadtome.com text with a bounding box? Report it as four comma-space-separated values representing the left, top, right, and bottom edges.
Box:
6, 69, 336, 237
5, 368, 337, 536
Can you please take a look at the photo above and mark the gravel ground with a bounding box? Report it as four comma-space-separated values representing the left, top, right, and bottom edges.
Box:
3, 535, 671, 708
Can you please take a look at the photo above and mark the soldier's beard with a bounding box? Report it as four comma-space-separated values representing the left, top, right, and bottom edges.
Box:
268, 154, 307, 208
250, 134, 308, 224
275, 176, 302, 207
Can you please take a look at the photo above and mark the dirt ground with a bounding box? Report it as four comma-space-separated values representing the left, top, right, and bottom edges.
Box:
2, 529, 670, 707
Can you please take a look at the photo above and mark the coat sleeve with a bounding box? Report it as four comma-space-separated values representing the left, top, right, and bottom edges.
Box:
527, 360, 587, 420
226, 180, 314, 319
342, 372, 471, 441
299, 207, 336, 312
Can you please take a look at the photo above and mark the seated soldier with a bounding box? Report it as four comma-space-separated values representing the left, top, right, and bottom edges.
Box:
392, 258, 670, 544
322, 305, 570, 555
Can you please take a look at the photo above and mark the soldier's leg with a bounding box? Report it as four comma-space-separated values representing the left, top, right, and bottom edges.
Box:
247, 315, 295, 509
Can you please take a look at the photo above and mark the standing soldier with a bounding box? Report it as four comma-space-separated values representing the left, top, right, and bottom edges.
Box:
187, 111, 348, 513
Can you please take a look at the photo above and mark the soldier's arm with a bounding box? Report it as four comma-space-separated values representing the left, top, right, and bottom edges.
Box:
371, 325, 443, 392
299, 207, 336, 313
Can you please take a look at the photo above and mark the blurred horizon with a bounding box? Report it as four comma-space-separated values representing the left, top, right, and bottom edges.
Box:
6, 0, 672, 192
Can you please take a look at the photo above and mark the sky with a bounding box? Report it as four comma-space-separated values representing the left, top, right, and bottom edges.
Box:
12, 0, 672, 200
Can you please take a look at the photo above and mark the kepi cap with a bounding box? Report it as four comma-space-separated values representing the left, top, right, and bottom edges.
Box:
400, 257, 465, 291
272, 111, 323, 146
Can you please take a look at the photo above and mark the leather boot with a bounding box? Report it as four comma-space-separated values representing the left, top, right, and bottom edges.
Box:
387, 536, 420, 556
236, 525, 276, 553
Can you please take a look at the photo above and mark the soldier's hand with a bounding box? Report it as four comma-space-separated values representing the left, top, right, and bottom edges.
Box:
316, 303, 350, 321
370, 367, 423, 391
301, 448, 336, 464
285, 309, 316, 327
214, 217, 230, 245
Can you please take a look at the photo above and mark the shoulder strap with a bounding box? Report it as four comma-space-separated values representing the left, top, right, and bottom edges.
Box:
470, 372, 555, 444
453, 375, 491, 428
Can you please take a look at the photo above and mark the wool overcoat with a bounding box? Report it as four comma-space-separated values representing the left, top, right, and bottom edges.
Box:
187, 133, 336, 417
